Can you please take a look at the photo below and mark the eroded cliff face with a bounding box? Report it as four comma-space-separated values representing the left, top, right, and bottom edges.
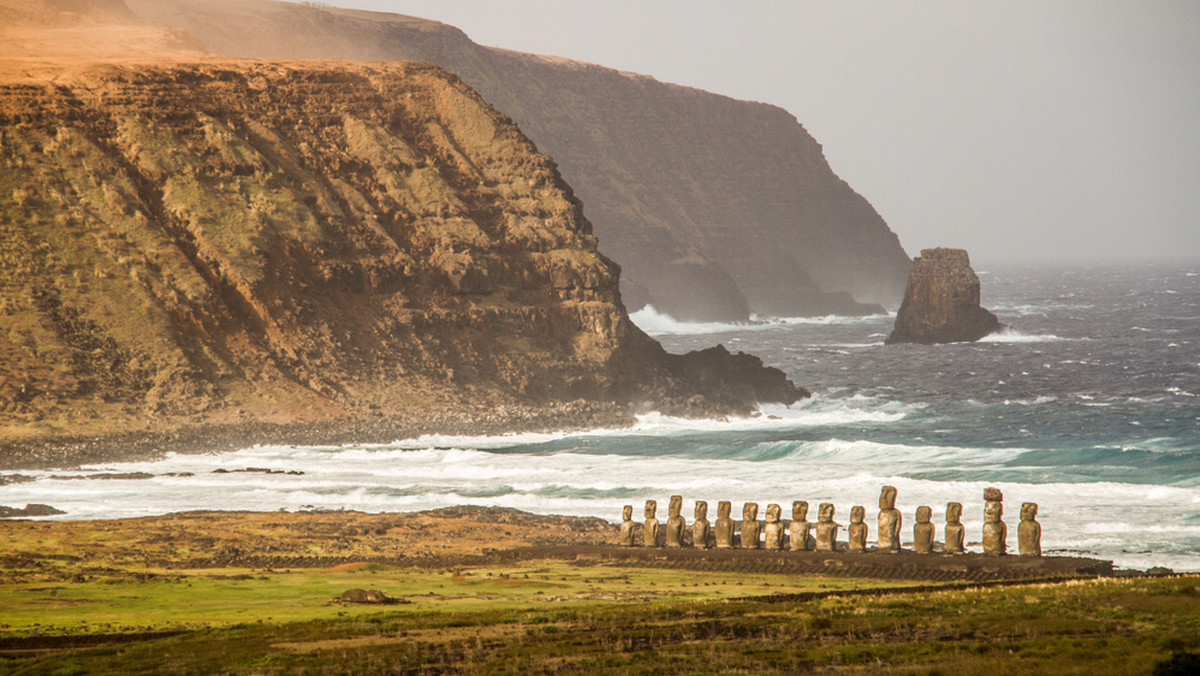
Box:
885, 248, 1002, 345
0, 59, 806, 443
119, 0, 911, 322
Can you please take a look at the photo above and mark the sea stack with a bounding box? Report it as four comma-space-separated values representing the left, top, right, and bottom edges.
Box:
886, 248, 1002, 344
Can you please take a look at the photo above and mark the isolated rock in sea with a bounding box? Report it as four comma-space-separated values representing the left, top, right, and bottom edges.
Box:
886, 248, 1003, 344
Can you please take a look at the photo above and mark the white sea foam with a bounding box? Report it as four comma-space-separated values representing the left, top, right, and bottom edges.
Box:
628, 305, 889, 336
978, 328, 1075, 343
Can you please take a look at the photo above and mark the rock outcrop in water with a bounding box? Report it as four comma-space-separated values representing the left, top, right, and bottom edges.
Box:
0, 51, 807, 455
108, 0, 911, 322
885, 248, 1002, 345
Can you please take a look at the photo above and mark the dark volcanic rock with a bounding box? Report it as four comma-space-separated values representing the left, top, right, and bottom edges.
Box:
886, 248, 1002, 345
0, 503, 66, 518
338, 588, 404, 604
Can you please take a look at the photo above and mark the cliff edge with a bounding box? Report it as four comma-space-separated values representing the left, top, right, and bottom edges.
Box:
0, 57, 806, 462
885, 248, 1002, 345
116, 0, 910, 322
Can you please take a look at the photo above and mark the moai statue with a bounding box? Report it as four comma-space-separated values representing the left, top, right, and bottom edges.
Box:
763, 503, 784, 550
740, 502, 761, 549
815, 503, 839, 552
644, 499, 661, 548
877, 485, 902, 553
913, 505, 935, 554
944, 502, 965, 554
714, 500, 735, 548
847, 506, 868, 552
982, 493, 1007, 556
789, 501, 813, 551
1018, 502, 1042, 557
665, 495, 686, 548
619, 505, 636, 546
692, 500, 711, 549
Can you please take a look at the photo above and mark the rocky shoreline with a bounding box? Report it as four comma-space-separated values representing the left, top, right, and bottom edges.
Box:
0, 400, 648, 470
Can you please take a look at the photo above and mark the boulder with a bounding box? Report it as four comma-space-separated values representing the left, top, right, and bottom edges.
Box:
338, 588, 403, 604
886, 248, 1002, 344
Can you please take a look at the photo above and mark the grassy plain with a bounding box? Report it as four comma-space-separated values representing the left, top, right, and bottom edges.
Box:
0, 511, 1197, 674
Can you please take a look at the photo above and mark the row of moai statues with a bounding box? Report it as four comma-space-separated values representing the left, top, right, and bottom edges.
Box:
618, 487, 1041, 556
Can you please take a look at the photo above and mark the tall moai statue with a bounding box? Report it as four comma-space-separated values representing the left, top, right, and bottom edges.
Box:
913, 505, 935, 554
665, 495, 686, 548
847, 506, 868, 552
692, 500, 711, 549
815, 503, 839, 552
982, 488, 1006, 556
944, 502, 965, 554
714, 500, 735, 548
763, 503, 784, 550
789, 500, 813, 551
877, 485, 902, 553
619, 505, 636, 546
740, 502, 761, 549
1018, 502, 1042, 556
644, 499, 661, 548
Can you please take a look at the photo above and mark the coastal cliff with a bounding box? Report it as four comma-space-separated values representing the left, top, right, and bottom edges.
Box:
885, 248, 1002, 345
0, 56, 806, 461
116, 0, 911, 322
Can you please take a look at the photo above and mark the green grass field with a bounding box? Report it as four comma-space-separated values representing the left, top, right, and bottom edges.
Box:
1, 561, 1197, 674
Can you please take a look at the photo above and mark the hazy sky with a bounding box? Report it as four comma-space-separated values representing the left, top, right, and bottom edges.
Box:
323, 1, 1199, 263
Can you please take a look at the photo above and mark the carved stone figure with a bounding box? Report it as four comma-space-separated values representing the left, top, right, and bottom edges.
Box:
1018, 502, 1042, 556
944, 502, 965, 554
715, 500, 734, 548
815, 503, 839, 552
619, 505, 636, 546
847, 506, 867, 551
789, 500, 812, 551
982, 499, 1006, 556
763, 503, 784, 550
877, 485, 902, 553
692, 500, 711, 549
913, 505, 935, 554
665, 495, 686, 548
644, 499, 661, 548
741, 502, 761, 549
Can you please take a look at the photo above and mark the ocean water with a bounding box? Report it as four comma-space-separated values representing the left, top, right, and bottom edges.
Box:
3, 261, 1198, 572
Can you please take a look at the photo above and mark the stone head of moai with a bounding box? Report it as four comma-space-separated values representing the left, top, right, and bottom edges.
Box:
984, 499, 1003, 522
1021, 502, 1038, 521
695, 500, 708, 520
946, 502, 963, 523
792, 500, 808, 521
717, 500, 732, 519
850, 506, 865, 524
766, 503, 781, 523
818, 503, 835, 522
743, 502, 758, 521
645, 499, 657, 519
622, 505, 633, 521
916, 506, 932, 523
668, 495, 682, 517
880, 485, 898, 510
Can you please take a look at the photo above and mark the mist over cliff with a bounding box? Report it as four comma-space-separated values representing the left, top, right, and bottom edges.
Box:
122, 0, 911, 322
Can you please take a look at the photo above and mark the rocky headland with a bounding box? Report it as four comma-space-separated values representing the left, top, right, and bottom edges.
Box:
885, 248, 1003, 345
0, 49, 806, 468
113, 0, 912, 321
